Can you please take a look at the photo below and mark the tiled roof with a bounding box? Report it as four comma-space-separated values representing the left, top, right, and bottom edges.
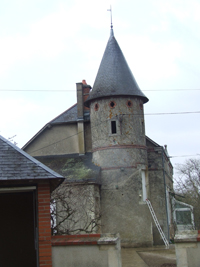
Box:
0, 135, 63, 181
85, 29, 149, 107
50, 104, 78, 124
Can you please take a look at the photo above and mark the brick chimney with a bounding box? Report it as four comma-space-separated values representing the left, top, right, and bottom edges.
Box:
76, 80, 91, 120
82, 80, 90, 112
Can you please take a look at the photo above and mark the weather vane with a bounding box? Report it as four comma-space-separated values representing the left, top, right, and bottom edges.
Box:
107, 6, 113, 29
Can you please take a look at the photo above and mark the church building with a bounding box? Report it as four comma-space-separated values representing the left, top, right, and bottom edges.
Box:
23, 28, 174, 247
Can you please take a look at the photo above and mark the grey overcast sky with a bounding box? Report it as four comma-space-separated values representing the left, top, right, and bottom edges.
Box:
0, 0, 200, 172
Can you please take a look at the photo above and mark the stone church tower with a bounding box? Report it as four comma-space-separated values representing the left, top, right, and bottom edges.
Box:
85, 29, 153, 246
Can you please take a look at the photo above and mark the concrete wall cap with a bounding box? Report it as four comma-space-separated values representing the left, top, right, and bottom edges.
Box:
175, 230, 198, 243
175, 236, 197, 243
97, 236, 119, 245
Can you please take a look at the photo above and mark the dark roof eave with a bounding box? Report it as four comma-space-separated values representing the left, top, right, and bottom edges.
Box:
85, 94, 148, 107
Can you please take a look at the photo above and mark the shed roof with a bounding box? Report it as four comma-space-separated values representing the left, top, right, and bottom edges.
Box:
85, 29, 149, 107
0, 135, 63, 184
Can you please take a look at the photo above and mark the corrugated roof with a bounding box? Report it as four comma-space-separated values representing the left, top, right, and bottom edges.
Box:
85, 29, 149, 107
0, 135, 63, 181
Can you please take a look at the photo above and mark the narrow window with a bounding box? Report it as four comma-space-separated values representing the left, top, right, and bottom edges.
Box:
141, 119, 144, 134
142, 170, 147, 201
94, 103, 99, 111
111, 121, 117, 134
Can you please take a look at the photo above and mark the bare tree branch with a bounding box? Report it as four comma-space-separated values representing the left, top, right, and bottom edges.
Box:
174, 158, 200, 229
51, 182, 101, 235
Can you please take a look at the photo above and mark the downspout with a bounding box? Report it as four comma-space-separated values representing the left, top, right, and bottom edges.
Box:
161, 147, 170, 241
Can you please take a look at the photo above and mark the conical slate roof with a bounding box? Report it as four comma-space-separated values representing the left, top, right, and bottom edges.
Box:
85, 29, 148, 107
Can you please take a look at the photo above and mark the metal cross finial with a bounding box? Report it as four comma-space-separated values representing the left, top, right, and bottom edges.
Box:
107, 6, 113, 29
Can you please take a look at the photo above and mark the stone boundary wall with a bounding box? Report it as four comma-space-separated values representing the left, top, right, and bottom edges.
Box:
175, 230, 200, 267
51, 234, 122, 267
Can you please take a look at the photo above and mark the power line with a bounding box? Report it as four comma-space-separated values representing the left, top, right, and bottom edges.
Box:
28, 116, 113, 153
144, 111, 200, 115
145, 89, 200, 91
0, 89, 200, 92
170, 154, 200, 158
28, 111, 200, 154
0, 89, 74, 92
113, 112, 200, 116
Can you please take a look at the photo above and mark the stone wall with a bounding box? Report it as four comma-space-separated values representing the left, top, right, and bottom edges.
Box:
100, 168, 152, 247
90, 96, 152, 246
90, 97, 146, 151
147, 140, 174, 245
175, 230, 200, 267
51, 234, 122, 267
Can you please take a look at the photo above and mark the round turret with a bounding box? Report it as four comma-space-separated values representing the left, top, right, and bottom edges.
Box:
85, 29, 152, 247
85, 29, 149, 108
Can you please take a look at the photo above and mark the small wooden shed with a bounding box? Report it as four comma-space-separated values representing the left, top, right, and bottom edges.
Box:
0, 135, 64, 267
